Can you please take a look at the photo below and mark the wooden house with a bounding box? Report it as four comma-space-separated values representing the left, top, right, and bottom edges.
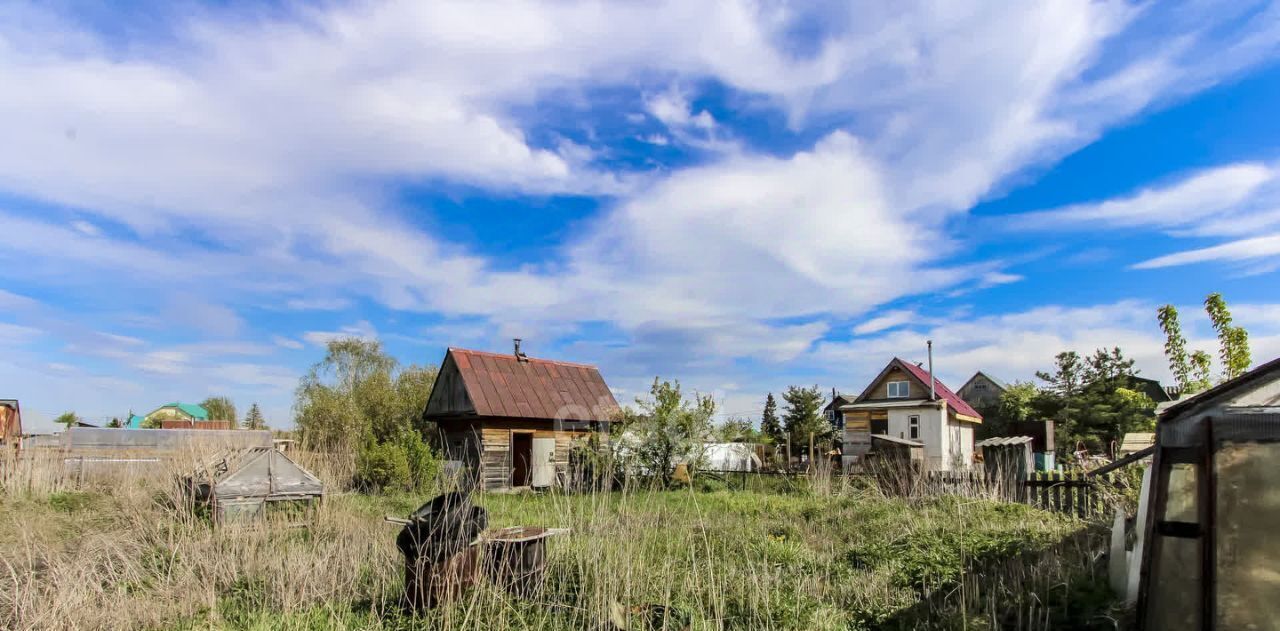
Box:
839, 357, 982, 471
423, 343, 620, 492
957, 371, 1008, 409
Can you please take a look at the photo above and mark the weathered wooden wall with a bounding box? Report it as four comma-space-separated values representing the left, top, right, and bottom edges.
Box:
440, 418, 603, 491
864, 367, 928, 400
424, 355, 476, 417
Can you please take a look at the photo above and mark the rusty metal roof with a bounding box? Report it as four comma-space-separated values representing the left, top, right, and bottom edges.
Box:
431, 348, 620, 422
895, 358, 984, 421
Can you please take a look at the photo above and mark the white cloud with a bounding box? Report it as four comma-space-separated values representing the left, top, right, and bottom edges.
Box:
1, 0, 1279, 421
70, 219, 99, 236
1011, 161, 1280, 270
271, 335, 305, 350
1133, 233, 1280, 269
0, 289, 38, 311
283, 298, 353, 311
814, 300, 1280, 388
853, 310, 917, 336
646, 89, 712, 130
0, 321, 41, 346
1014, 163, 1277, 231
302, 320, 379, 347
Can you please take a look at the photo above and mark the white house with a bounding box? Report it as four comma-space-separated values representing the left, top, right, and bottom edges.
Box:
839, 357, 982, 471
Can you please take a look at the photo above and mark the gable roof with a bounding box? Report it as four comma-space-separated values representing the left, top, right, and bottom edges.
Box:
855, 357, 982, 422
1159, 355, 1280, 419
822, 393, 856, 412
960, 371, 1009, 392
425, 348, 620, 422
148, 403, 210, 420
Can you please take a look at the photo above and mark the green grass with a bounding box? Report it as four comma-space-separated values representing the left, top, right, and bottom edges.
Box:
1, 485, 1125, 630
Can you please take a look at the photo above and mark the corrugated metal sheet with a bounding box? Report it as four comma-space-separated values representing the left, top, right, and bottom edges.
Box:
975, 435, 1034, 447
434, 348, 620, 421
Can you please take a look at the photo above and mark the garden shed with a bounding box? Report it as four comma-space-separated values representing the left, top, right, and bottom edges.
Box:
424, 342, 619, 491
975, 435, 1034, 479
1135, 356, 1280, 630
190, 447, 325, 525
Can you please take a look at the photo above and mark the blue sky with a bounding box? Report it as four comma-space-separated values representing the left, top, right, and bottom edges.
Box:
4, 1, 1280, 431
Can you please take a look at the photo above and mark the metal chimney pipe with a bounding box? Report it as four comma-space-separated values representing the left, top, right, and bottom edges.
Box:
513, 338, 522, 357
927, 340, 935, 401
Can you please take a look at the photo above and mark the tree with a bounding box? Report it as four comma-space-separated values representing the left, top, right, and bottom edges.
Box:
243, 403, 267, 431
1035, 347, 1155, 454
1157, 304, 1192, 392
106, 417, 122, 429
715, 417, 757, 443
1036, 351, 1084, 398
201, 396, 237, 425
295, 337, 440, 490
1036, 351, 1084, 431
1204, 293, 1252, 380
619, 378, 715, 487
1190, 350, 1213, 392
781, 385, 827, 444
54, 411, 80, 429
976, 381, 1039, 439
759, 393, 784, 445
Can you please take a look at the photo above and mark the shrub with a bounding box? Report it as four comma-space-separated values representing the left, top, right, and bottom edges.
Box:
354, 441, 411, 492
353, 432, 442, 493
400, 430, 442, 489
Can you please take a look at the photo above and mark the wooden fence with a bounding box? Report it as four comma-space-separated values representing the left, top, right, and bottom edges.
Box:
922, 470, 1116, 518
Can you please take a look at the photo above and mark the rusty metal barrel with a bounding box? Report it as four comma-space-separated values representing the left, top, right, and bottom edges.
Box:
393, 492, 487, 611
482, 526, 568, 597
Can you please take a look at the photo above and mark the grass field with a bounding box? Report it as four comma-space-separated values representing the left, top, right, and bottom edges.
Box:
0, 469, 1125, 630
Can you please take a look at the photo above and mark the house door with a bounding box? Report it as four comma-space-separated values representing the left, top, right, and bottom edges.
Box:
511, 432, 533, 487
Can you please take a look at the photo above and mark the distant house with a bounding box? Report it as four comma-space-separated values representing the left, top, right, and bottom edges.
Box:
1129, 376, 1174, 403
839, 358, 982, 471
423, 342, 620, 491
126, 402, 210, 428
1, 399, 21, 451
958, 371, 1008, 409
822, 391, 855, 430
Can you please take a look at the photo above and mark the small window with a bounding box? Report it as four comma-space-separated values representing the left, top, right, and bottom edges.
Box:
887, 381, 910, 398
824, 409, 835, 421
908, 415, 920, 440
974, 382, 986, 390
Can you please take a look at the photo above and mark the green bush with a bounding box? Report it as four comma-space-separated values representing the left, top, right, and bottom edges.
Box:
399, 430, 442, 489
354, 432, 442, 493
354, 441, 411, 492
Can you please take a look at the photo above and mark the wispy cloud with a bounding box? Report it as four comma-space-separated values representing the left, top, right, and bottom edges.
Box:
1134, 233, 1280, 269
302, 320, 378, 347
853, 310, 917, 336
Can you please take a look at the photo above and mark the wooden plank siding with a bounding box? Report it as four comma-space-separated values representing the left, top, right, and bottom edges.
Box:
862, 366, 932, 401
439, 417, 604, 491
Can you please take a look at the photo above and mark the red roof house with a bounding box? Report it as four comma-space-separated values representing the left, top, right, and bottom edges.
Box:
838, 357, 982, 471
424, 343, 619, 491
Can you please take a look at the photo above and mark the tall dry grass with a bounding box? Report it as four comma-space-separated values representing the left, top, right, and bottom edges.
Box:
0, 450, 1123, 630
